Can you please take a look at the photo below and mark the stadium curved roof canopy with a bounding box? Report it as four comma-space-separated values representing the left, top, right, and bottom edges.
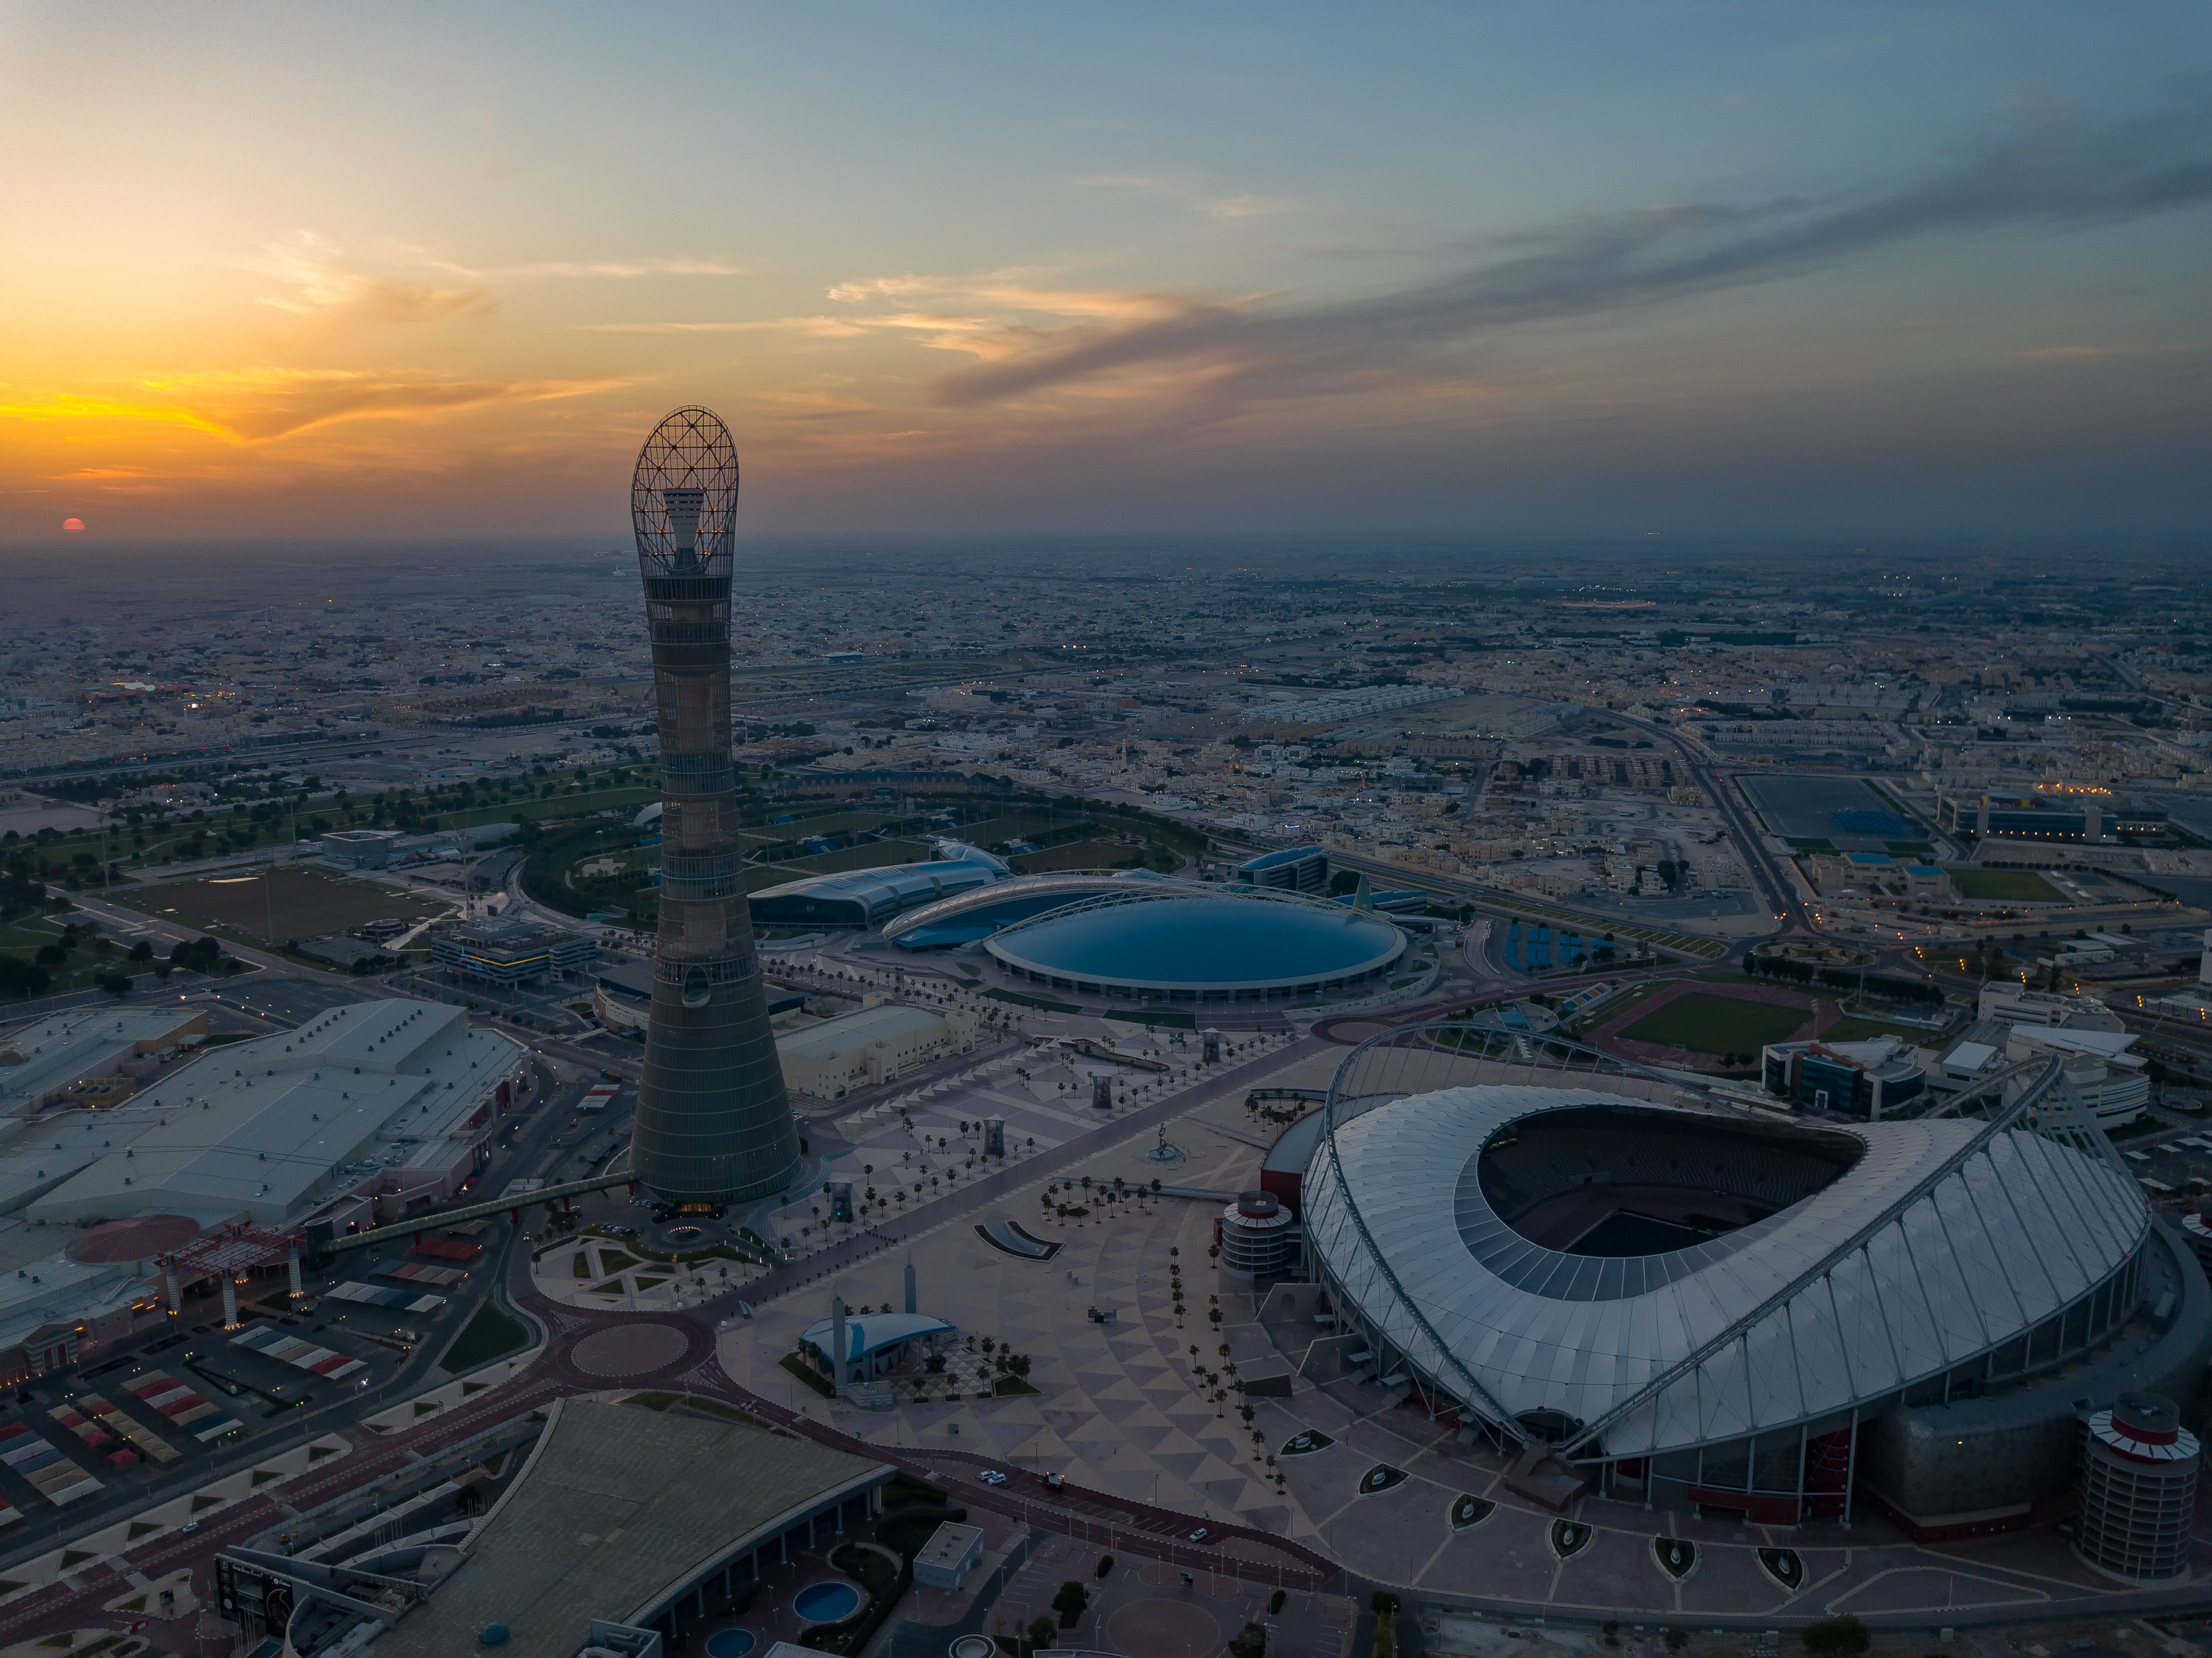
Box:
984, 888, 1405, 999
748, 843, 1010, 929
1305, 1084, 2148, 1459
885, 870, 1170, 949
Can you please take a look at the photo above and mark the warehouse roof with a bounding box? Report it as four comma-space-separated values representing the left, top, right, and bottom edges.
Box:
19, 1000, 524, 1228
0, 1007, 206, 1117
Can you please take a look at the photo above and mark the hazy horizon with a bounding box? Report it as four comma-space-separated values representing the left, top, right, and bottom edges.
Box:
5, 3, 2209, 545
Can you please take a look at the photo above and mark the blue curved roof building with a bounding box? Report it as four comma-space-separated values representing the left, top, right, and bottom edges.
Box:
984, 889, 1404, 1001
748, 842, 1011, 929
884, 870, 1167, 950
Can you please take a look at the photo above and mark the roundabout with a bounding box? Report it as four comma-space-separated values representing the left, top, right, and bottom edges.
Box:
568, 1321, 691, 1378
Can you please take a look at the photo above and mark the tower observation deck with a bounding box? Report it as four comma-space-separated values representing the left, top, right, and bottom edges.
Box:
626, 407, 800, 1202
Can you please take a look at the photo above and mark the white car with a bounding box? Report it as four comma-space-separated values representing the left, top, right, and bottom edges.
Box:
977, 1469, 1007, 1486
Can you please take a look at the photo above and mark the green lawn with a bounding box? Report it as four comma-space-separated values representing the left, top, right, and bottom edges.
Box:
1949, 868, 2065, 903
0, 914, 156, 998
438, 1304, 530, 1374
1621, 991, 1811, 1055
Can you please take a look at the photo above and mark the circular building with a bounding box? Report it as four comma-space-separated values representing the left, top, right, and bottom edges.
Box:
982, 889, 1405, 1002
1218, 1190, 1298, 1282
1303, 1076, 2210, 1533
2076, 1392, 2200, 1582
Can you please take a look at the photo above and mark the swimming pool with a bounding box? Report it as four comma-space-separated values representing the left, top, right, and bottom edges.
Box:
704, 1631, 755, 1658
794, 1580, 860, 1623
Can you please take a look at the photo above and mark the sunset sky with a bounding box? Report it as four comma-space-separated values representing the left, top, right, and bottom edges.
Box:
3, 2, 2208, 542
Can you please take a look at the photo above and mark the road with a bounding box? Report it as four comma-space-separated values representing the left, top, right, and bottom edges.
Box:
0, 1030, 1344, 1651
1601, 710, 1808, 935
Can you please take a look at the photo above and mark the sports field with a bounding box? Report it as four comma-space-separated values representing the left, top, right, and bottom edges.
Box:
1621, 991, 1811, 1055
1949, 868, 2065, 903
126, 870, 446, 939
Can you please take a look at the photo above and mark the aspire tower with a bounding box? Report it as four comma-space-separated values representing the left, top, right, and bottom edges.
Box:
626, 406, 800, 1201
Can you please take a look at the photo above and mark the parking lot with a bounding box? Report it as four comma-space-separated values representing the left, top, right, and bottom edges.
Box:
0, 1232, 491, 1545
2113, 1117, 2212, 1197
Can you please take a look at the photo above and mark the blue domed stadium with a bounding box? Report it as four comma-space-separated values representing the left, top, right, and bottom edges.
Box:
982, 888, 1405, 1001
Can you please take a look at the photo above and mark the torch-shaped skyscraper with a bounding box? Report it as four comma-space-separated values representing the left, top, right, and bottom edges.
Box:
627, 407, 800, 1202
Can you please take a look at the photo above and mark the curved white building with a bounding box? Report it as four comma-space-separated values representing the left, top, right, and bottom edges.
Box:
1301, 1080, 2193, 1529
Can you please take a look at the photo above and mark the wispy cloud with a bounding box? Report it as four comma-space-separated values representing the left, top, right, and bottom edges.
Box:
243, 235, 745, 321
1081, 173, 1300, 220
245, 233, 495, 323
580, 317, 864, 335
930, 96, 2212, 407
5, 369, 623, 443
498, 257, 747, 278
578, 274, 1203, 368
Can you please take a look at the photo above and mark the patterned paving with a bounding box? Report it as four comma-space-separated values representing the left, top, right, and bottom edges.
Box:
721, 1054, 1339, 1537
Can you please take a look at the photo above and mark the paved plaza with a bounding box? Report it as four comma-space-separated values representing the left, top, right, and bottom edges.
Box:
1253, 1336, 2212, 1622
719, 1058, 1323, 1533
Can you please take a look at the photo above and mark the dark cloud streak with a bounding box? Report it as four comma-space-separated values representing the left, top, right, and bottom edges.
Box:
934, 97, 2212, 407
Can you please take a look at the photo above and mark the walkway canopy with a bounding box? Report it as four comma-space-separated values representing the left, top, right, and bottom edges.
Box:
800, 1312, 954, 1365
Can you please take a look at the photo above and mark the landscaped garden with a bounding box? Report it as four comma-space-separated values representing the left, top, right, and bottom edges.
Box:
440, 1304, 529, 1373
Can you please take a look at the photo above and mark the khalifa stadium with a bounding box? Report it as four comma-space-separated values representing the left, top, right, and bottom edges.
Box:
1287, 1026, 2212, 1558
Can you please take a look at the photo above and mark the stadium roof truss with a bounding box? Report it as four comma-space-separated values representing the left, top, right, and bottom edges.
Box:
1305, 1022, 2148, 1462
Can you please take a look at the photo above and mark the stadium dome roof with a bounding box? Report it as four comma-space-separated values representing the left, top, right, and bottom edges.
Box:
984, 890, 1404, 995
1305, 1084, 2147, 1458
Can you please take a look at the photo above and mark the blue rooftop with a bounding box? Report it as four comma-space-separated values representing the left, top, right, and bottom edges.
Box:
1238, 845, 1326, 871
799, 1312, 956, 1362
988, 894, 1403, 992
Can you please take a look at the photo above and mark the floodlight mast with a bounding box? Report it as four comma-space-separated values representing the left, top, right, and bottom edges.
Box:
626, 406, 800, 1203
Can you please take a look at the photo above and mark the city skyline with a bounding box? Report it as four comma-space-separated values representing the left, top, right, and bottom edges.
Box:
3, 2, 2209, 543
